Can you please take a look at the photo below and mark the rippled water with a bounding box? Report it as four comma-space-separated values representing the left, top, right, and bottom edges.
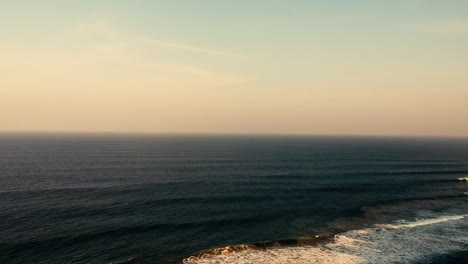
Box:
1, 134, 468, 263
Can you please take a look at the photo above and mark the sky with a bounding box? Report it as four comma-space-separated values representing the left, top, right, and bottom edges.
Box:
1, 0, 468, 137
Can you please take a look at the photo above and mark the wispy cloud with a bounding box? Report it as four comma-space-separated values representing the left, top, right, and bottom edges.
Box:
410, 20, 468, 34
73, 18, 244, 58
433, 21, 468, 34
51, 17, 247, 85
0, 17, 247, 92
143, 38, 243, 58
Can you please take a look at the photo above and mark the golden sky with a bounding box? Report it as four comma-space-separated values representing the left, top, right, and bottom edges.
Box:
1, 1, 468, 136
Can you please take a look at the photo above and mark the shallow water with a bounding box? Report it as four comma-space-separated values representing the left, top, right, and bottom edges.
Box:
1, 134, 468, 263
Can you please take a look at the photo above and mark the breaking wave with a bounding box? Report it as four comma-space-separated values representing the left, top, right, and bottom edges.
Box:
184, 215, 468, 264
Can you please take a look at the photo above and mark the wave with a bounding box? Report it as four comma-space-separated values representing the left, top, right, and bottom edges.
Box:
183, 214, 468, 264
365, 193, 468, 207
395, 215, 465, 228
255, 170, 468, 180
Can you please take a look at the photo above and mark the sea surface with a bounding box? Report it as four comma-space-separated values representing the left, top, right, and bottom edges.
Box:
1, 134, 468, 263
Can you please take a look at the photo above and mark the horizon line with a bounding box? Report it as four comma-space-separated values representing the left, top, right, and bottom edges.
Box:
1, 130, 467, 140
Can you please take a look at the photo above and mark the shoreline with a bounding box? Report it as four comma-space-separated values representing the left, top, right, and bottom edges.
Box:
183, 215, 468, 264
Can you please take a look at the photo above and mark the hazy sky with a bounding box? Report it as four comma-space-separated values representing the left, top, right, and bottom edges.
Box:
1, 0, 468, 136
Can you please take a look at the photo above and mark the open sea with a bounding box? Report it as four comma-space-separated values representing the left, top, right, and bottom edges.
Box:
1, 134, 468, 264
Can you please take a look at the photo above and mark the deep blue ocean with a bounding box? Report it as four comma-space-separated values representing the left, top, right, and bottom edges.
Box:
1, 134, 468, 263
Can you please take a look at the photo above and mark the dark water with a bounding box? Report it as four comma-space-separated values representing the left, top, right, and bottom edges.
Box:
1, 134, 468, 263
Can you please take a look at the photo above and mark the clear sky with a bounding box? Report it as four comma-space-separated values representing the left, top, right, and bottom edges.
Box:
1, 0, 468, 136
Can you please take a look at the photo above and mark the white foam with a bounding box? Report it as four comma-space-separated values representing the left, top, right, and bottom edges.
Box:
184, 215, 468, 264
399, 215, 465, 228
184, 246, 364, 264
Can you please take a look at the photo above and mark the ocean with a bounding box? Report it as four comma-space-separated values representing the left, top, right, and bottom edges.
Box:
1, 134, 468, 263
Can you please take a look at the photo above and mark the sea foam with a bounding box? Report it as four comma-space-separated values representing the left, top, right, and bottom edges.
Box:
184, 215, 468, 264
